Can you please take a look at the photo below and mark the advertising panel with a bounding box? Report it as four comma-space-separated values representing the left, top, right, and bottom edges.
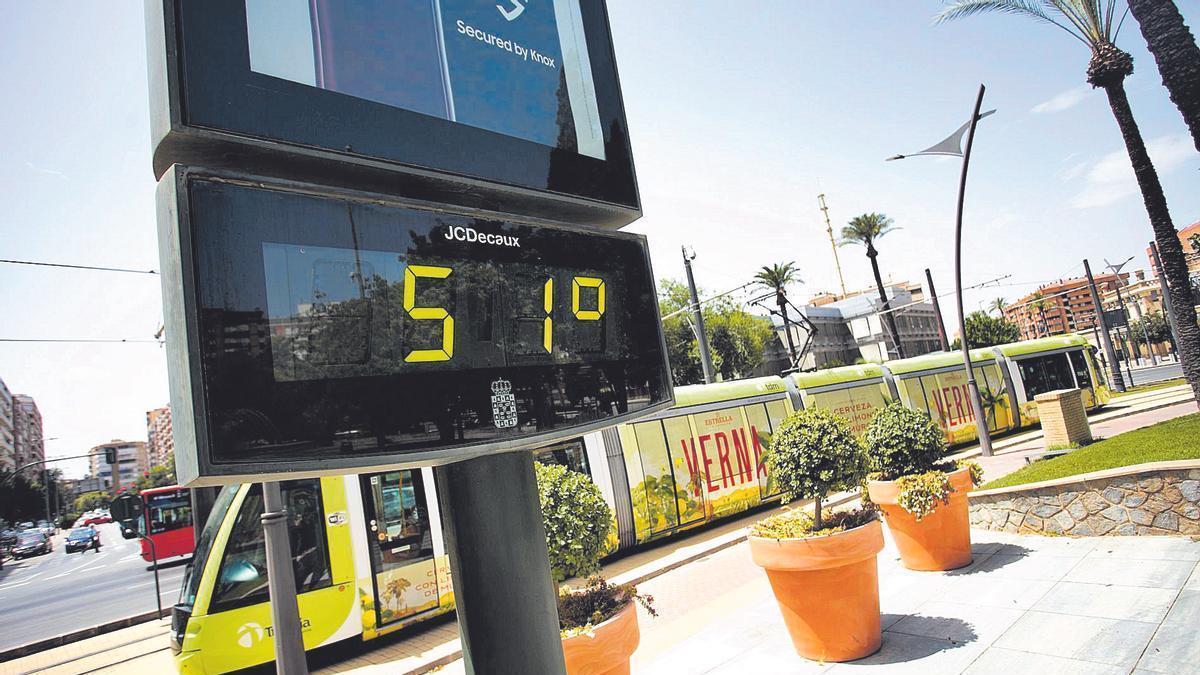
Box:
898, 365, 1011, 445
148, 0, 640, 225
802, 383, 890, 437
245, 0, 604, 160
624, 399, 789, 543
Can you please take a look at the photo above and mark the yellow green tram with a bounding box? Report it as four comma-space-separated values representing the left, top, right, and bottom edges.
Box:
171, 335, 1108, 673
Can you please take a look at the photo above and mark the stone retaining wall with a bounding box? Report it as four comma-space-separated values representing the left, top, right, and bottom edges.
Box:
969, 461, 1200, 536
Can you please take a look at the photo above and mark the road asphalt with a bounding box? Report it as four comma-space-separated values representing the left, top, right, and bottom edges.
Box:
0, 521, 188, 652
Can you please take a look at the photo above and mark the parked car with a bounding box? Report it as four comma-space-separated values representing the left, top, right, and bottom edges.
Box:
64, 527, 100, 553
0, 528, 17, 550
79, 512, 107, 526
37, 520, 56, 537
11, 530, 52, 558
17, 521, 34, 531
92, 511, 112, 524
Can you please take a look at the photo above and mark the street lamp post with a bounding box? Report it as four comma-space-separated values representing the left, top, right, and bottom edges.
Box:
1105, 257, 1156, 367
888, 84, 994, 457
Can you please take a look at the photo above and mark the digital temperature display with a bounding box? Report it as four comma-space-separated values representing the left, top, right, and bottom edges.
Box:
160, 170, 671, 485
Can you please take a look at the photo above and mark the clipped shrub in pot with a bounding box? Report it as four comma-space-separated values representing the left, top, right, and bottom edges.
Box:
863, 402, 982, 571
536, 462, 654, 675
748, 407, 883, 663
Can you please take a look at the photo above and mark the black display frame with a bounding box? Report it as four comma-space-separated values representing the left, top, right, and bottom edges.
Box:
146, 0, 641, 229
159, 167, 672, 486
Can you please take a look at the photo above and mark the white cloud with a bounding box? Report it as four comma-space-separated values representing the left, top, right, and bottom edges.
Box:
1031, 86, 1092, 114
1068, 134, 1196, 209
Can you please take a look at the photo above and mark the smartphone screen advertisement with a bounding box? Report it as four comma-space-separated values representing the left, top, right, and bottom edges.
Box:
245, 0, 605, 160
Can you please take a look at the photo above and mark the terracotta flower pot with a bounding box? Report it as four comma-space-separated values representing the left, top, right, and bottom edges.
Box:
868, 467, 973, 571
749, 518, 884, 663
560, 599, 640, 675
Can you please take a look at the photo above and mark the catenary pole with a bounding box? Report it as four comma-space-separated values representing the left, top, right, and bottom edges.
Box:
1149, 241, 1180, 358
1084, 259, 1126, 392
925, 268, 951, 351
682, 247, 716, 384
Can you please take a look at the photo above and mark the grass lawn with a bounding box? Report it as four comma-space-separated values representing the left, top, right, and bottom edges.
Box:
1111, 377, 1186, 397
981, 413, 1200, 490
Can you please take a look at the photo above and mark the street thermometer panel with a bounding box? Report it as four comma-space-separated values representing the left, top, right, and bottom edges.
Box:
160, 170, 671, 485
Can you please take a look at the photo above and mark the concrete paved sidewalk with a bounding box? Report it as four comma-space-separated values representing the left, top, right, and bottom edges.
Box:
629, 530, 1200, 675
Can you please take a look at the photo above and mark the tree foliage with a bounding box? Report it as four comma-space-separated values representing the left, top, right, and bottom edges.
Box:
950, 310, 1021, 349
74, 491, 110, 513
0, 471, 46, 523
753, 262, 800, 296
133, 457, 177, 493
659, 278, 775, 386
862, 401, 948, 481
1129, 311, 1172, 345
535, 462, 614, 584
763, 407, 867, 529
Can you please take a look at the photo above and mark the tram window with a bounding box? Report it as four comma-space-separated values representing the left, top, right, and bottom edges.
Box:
533, 439, 590, 475
211, 480, 332, 612
1018, 354, 1077, 399
1068, 351, 1092, 389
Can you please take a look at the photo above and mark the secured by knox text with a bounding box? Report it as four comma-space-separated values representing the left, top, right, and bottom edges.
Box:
444, 226, 521, 247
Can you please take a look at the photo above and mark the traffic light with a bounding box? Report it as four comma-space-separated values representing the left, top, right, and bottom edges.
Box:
104, 447, 117, 465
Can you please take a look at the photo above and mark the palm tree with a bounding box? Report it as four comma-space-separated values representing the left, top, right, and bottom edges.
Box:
938, 0, 1200, 407
754, 262, 801, 367
989, 297, 1008, 316
840, 213, 905, 358
1126, 0, 1200, 152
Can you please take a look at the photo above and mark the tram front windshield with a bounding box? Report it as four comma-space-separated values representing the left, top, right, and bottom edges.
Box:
179, 485, 239, 608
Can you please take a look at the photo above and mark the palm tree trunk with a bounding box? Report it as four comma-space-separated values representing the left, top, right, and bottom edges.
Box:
1127, 0, 1200, 153
778, 293, 798, 366
868, 251, 905, 359
1102, 82, 1200, 407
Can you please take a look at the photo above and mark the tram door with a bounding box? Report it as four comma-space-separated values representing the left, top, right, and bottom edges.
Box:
361, 470, 440, 626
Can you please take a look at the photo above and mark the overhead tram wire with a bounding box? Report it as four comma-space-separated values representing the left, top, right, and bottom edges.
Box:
0, 338, 164, 344
0, 259, 158, 275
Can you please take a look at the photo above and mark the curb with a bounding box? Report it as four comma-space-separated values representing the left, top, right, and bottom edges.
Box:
0, 609, 165, 663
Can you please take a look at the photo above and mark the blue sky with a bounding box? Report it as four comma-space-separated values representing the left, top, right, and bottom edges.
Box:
1, 2, 1197, 477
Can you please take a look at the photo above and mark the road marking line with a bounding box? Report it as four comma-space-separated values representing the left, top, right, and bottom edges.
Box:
0, 580, 34, 591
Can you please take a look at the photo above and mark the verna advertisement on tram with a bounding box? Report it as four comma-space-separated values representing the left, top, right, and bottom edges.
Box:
172, 335, 1107, 673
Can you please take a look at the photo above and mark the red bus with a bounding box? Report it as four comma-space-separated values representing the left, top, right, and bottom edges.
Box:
136, 485, 194, 563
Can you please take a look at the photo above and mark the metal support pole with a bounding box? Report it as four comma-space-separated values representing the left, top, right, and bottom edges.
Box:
137, 532, 164, 619
925, 268, 950, 351
435, 452, 566, 675
954, 84, 992, 457
43, 470, 53, 528
1119, 326, 1137, 384
682, 247, 716, 384
262, 481, 308, 675
1084, 259, 1126, 392
1149, 241, 1180, 359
